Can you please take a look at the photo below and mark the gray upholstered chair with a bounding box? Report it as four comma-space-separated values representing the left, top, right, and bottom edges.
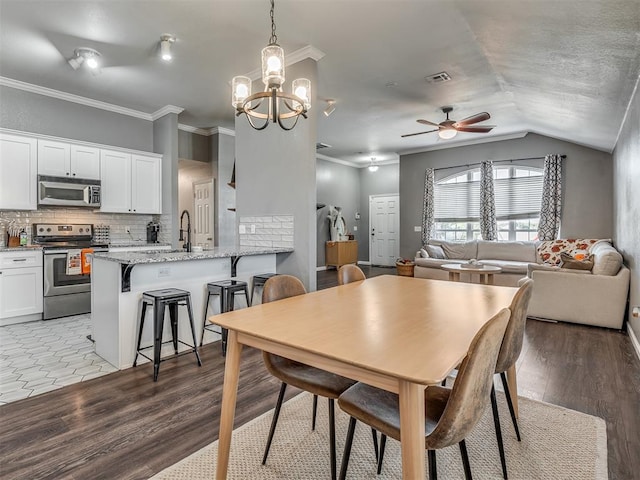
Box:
489, 278, 534, 478
337, 307, 511, 480
337, 264, 366, 285
261, 275, 357, 480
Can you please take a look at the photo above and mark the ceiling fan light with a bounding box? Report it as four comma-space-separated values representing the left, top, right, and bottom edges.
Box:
438, 128, 457, 140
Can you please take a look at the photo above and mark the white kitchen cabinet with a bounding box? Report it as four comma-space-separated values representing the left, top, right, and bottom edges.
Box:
100, 150, 161, 214
0, 133, 38, 210
0, 250, 43, 324
38, 140, 100, 180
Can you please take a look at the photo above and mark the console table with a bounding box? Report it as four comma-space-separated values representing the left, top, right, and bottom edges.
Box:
325, 240, 358, 268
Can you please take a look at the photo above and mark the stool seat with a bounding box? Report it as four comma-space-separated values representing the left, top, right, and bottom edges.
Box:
250, 273, 279, 305
201, 279, 250, 356
134, 288, 201, 381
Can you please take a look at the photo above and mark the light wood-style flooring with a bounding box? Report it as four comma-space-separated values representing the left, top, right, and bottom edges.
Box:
0, 266, 638, 480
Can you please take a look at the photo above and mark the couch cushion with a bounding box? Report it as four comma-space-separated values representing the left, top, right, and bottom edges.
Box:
560, 252, 594, 270
477, 259, 530, 274
537, 239, 604, 265
415, 258, 465, 268
477, 240, 537, 263
430, 240, 478, 260
591, 241, 623, 276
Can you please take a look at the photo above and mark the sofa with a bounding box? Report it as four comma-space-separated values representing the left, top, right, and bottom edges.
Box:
415, 238, 630, 329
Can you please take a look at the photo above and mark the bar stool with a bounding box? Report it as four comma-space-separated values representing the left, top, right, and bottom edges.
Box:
250, 273, 279, 305
200, 280, 250, 355
133, 288, 202, 382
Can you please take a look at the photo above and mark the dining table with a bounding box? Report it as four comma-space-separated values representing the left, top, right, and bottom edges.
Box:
213, 274, 518, 479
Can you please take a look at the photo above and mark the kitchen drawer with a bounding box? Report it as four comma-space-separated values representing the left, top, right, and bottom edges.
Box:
0, 250, 43, 269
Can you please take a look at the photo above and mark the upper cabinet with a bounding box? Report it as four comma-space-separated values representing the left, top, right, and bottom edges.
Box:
38, 140, 100, 180
100, 150, 161, 214
0, 133, 38, 210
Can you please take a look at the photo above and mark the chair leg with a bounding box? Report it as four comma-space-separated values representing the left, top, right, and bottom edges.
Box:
312, 394, 318, 431
262, 382, 288, 465
184, 296, 202, 366
459, 440, 473, 480
168, 302, 178, 354
491, 386, 508, 479
377, 432, 387, 474
371, 428, 379, 462
152, 302, 165, 382
428, 450, 437, 480
329, 398, 337, 480
200, 292, 211, 347
338, 416, 357, 480
243, 286, 250, 309
500, 372, 521, 441
133, 300, 147, 367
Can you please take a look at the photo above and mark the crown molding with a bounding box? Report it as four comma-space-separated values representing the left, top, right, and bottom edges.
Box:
178, 124, 212, 135
401, 131, 529, 156
151, 105, 184, 120
0, 76, 153, 120
245, 44, 326, 81
316, 153, 359, 168
210, 126, 236, 137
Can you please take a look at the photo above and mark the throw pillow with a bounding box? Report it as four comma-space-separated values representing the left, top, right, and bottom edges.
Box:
425, 244, 446, 259
560, 252, 594, 270
419, 248, 429, 258
537, 238, 602, 265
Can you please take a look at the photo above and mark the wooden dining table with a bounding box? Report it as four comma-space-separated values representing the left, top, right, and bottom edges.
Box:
213, 275, 518, 479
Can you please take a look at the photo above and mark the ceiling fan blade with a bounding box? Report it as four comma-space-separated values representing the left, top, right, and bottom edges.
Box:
455, 125, 496, 133
455, 112, 491, 126
401, 129, 438, 138
417, 119, 441, 128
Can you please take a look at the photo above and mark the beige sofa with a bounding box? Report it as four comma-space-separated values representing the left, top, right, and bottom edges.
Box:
415, 239, 630, 329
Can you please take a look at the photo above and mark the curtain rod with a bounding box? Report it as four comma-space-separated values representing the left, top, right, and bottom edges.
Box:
433, 154, 566, 172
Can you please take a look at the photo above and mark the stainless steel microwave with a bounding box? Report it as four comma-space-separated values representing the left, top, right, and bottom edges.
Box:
38, 175, 101, 208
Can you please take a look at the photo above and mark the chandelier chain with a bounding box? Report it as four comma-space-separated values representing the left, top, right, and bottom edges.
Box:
269, 0, 278, 45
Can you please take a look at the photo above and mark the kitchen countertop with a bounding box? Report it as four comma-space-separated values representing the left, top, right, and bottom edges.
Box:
107, 243, 172, 248
93, 246, 293, 265
0, 246, 43, 252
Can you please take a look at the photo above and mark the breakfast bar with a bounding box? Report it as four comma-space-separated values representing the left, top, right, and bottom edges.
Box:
90, 246, 292, 369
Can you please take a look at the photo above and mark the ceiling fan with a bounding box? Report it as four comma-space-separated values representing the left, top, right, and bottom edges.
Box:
402, 106, 496, 139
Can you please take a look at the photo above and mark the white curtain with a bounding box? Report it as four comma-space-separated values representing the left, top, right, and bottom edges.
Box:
421, 168, 435, 244
480, 160, 497, 240
537, 154, 563, 240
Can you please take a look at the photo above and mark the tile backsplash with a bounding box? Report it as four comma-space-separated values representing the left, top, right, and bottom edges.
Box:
239, 215, 294, 248
0, 208, 172, 246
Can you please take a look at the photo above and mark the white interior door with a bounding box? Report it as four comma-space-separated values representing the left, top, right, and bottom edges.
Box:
193, 179, 214, 248
369, 194, 400, 266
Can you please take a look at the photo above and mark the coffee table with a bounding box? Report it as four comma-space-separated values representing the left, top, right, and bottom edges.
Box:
442, 263, 502, 285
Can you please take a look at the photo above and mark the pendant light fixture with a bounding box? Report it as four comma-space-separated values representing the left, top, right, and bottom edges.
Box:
368, 157, 379, 172
231, 0, 311, 131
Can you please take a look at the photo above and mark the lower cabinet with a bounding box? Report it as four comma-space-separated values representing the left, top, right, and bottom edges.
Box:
0, 250, 43, 323
325, 240, 358, 268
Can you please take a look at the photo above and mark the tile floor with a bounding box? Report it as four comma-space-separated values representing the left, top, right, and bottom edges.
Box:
0, 314, 118, 405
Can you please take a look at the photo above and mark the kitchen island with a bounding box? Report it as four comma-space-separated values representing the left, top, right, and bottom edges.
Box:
91, 246, 292, 369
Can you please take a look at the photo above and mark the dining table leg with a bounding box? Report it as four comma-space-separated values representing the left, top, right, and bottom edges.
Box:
398, 380, 426, 479
506, 365, 519, 418
216, 330, 243, 480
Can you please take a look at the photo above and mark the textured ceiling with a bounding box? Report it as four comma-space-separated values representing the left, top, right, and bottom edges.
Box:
1, 0, 639, 164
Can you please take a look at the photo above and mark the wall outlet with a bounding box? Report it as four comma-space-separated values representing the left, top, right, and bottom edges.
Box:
353, 225, 358, 231
633, 306, 640, 318
125, 226, 131, 234
239, 225, 246, 234
250, 224, 256, 234
158, 266, 170, 278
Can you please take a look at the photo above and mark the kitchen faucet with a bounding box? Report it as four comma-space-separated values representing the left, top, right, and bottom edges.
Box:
179, 210, 192, 252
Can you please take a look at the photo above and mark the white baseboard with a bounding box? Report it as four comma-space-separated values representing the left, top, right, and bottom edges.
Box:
628, 322, 640, 361
316, 265, 327, 272
358, 261, 371, 266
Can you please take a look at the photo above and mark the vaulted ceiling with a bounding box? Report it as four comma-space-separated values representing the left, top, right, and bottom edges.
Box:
1, 0, 639, 165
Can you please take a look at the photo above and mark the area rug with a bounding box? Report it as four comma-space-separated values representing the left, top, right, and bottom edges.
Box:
151, 391, 607, 479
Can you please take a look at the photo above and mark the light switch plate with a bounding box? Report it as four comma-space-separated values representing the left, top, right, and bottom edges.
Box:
158, 267, 170, 278
251, 224, 256, 234
353, 226, 358, 231
414, 226, 422, 232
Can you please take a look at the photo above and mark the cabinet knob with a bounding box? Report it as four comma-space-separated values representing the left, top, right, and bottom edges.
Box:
128, 209, 131, 212
72, 173, 76, 176
66, 172, 70, 176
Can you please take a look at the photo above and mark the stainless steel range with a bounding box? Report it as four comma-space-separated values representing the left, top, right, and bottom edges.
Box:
32, 223, 108, 320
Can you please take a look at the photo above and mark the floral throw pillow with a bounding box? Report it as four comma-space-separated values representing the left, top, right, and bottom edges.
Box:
537, 239, 601, 265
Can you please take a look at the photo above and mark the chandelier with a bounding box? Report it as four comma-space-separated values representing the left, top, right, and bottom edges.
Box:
231, 0, 311, 131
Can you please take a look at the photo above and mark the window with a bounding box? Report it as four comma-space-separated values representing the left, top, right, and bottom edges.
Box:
433, 165, 543, 241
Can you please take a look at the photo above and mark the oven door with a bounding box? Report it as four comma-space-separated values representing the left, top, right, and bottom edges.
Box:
43, 251, 91, 296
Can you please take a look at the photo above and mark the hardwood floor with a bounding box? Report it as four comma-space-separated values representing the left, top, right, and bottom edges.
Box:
1, 267, 639, 480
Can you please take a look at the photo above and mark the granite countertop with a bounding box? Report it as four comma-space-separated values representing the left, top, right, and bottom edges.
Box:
107, 243, 172, 248
0, 245, 43, 252
93, 246, 293, 265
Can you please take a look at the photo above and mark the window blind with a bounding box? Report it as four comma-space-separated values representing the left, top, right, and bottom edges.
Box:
434, 181, 480, 221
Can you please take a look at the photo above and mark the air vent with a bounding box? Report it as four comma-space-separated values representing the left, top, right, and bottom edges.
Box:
425, 71, 452, 84
316, 142, 332, 150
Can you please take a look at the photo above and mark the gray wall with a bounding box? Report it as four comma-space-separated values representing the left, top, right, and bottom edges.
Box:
216, 133, 236, 247
316, 159, 360, 267
235, 58, 318, 291
178, 130, 210, 162
358, 164, 400, 262
613, 80, 640, 341
153, 113, 179, 248
0, 85, 153, 151
399, 133, 614, 259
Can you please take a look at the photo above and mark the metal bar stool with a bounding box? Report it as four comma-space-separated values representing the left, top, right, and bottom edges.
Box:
250, 273, 279, 305
200, 280, 250, 356
133, 288, 202, 382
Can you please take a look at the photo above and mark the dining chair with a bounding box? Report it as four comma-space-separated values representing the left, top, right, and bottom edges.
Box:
337, 307, 511, 480
337, 264, 366, 285
260, 275, 357, 480
489, 278, 534, 478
